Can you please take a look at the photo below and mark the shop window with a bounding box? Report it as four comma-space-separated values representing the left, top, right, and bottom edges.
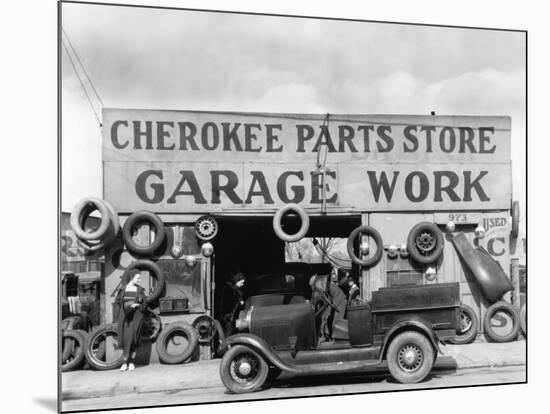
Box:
157, 259, 203, 311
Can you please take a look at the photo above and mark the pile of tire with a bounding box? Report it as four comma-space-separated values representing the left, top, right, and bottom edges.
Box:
62, 328, 88, 372
70, 198, 120, 253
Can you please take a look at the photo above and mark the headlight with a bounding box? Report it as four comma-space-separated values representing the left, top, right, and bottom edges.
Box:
235, 308, 252, 331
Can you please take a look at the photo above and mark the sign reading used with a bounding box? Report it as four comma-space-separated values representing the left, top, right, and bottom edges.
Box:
102, 109, 511, 213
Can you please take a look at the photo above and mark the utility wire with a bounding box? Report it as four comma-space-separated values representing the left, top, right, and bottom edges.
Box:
62, 27, 104, 107
62, 38, 102, 127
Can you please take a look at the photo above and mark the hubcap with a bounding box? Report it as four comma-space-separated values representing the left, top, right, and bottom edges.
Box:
229, 353, 259, 384
460, 312, 473, 333
398, 344, 423, 372
416, 231, 435, 253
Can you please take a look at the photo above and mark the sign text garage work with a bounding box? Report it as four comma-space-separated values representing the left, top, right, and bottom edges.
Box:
102, 109, 511, 213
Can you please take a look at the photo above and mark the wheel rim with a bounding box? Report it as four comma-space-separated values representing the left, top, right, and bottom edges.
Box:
196, 216, 218, 240
459, 311, 473, 333
397, 344, 423, 372
415, 231, 436, 253
91, 331, 122, 364
229, 352, 261, 384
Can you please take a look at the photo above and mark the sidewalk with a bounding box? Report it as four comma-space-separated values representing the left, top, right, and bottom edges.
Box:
62, 339, 526, 401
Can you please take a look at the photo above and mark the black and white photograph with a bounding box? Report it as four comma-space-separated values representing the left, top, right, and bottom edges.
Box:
56, 1, 529, 412
7, 0, 539, 413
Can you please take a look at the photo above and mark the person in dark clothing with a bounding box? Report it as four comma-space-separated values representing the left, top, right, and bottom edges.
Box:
219, 272, 246, 337
115, 269, 147, 372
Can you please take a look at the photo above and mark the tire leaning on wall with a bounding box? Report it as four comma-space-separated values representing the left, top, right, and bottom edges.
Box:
483, 301, 520, 343
70, 198, 120, 252
448, 304, 479, 344
156, 322, 199, 364
62, 329, 87, 372
272, 203, 310, 242
84, 324, 125, 370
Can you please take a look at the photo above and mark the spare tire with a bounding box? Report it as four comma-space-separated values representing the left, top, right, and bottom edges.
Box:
273, 203, 310, 242
346, 225, 383, 267
123, 211, 166, 256
483, 301, 520, 343
140, 309, 162, 342
448, 304, 478, 344
62, 329, 86, 372
511, 200, 520, 238
407, 222, 444, 264
156, 322, 198, 364
84, 324, 125, 370
122, 260, 165, 304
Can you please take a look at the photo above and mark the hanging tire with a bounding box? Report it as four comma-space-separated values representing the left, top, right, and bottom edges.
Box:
346, 225, 384, 267
62, 329, 87, 372
520, 305, 526, 337
272, 203, 310, 242
122, 211, 166, 256
122, 260, 165, 304
70, 198, 111, 242
511, 200, 520, 238
448, 304, 478, 344
407, 222, 444, 264
220, 345, 269, 393
84, 324, 125, 370
156, 322, 198, 364
386, 331, 435, 384
483, 301, 520, 343
140, 310, 162, 342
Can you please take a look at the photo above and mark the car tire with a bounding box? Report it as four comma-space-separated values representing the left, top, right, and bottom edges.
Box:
483, 301, 520, 343
272, 203, 310, 242
122, 211, 166, 256
520, 304, 526, 337
122, 260, 165, 305
448, 304, 478, 345
346, 225, 384, 266
156, 322, 198, 364
220, 345, 269, 393
62, 329, 86, 372
84, 324, 125, 370
406, 222, 444, 264
386, 331, 435, 384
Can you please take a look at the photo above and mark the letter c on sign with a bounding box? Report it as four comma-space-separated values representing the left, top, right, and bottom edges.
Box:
487, 237, 505, 257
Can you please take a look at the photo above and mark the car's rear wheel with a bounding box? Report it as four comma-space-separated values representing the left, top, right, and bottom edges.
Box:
220, 345, 269, 393
449, 304, 478, 344
386, 331, 434, 384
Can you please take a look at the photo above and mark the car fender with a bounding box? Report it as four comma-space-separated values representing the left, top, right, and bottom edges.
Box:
219, 333, 301, 373
380, 318, 442, 362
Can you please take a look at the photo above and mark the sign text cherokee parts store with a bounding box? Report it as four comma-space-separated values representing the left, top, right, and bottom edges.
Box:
102, 109, 511, 213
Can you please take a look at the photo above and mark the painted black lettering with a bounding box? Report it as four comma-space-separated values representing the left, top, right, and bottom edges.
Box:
366, 171, 399, 202
132, 121, 153, 150
277, 171, 305, 203
358, 125, 375, 152
167, 171, 206, 204
434, 171, 460, 201
463, 171, 490, 202
266, 124, 283, 152
157, 121, 175, 150
479, 127, 496, 153
111, 120, 129, 149
458, 127, 476, 153
376, 126, 394, 152
405, 171, 429, 202
135, 170, 164, 203
245, 171, 274, 204
177, 122, 199, 150
421, 126, 436, 153
201, 122, 219, 151
310, 171, 337, 204
312, 125, 337, 153
211, 171, 242, 204
296, 125, 314, 152
221, 122, 243, 151
403, 125, 419, 152
244, 124, 262, 152
338, 125, 357, 152
440, 127, 456, 153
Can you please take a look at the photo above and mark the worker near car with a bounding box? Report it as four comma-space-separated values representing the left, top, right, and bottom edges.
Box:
219, 271, 247, 337
328, 266, 348, 334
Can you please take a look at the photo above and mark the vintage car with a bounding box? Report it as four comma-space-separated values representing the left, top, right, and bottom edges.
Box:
218, 281, 460, 393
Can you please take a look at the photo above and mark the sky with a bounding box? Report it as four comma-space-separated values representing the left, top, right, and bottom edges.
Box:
61, 1, 526, 235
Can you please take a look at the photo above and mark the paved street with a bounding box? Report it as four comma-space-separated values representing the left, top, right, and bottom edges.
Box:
63, 364, 525, 412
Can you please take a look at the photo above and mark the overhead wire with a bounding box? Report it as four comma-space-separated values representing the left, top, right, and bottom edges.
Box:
62, 27, 104, 108
62, 39, 102, 127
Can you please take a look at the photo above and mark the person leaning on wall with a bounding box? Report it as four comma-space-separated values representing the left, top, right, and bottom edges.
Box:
115, 269, 147, 372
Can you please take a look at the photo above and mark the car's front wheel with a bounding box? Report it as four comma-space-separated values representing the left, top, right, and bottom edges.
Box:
220, 345, 269, 393
386, 331, 435, 384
